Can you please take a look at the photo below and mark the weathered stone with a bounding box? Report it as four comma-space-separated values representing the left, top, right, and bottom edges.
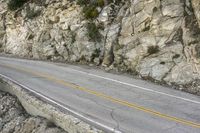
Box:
164, 62, 200, 84
102, 23, 120, 66
192, 0, 200, 28
0, 91, 66, 133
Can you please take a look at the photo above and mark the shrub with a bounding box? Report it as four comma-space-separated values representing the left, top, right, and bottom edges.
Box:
77, 0, 90, 6
86, 22, 102, 42
77, 0, 104, 7
97, 0, 105, 7
83, 6, 99, 19
77, 0, 104, 20
26, 8, 41, 19
8, 0, 28, 11
91, 48, 101, 60
147, 45, 159, 55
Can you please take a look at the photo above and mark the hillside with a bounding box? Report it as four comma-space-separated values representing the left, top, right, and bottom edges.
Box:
0, 0, 200, 94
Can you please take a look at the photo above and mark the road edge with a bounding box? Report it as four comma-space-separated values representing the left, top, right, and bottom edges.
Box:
0, 74, 120, 133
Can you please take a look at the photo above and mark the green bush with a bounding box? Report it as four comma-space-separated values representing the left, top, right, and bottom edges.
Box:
77, 0, 104, 20
86, 22, 102, 42
147, 45, 159, 55
8, 0, 28, 11
97, 0, 105, 7
83, 6, 99, 19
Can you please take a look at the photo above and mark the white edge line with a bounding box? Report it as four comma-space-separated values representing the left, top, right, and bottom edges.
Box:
68, 68, 200, 105
2, 56, 200, 104
0, 74, 122, 133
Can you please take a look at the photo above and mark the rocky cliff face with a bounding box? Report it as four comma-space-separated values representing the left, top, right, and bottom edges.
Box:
0, 0, 200, 94
0, 91, 66, 133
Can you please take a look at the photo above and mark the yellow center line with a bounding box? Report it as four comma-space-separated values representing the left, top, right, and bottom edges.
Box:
2, 63, 200, 128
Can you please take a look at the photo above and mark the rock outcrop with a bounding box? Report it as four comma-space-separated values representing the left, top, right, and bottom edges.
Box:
0, 90, 66, 133
192, 0, 200, 28
0, 0, 200, 94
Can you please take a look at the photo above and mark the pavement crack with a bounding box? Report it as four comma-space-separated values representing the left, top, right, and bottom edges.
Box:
110, 108, 121, 132
72, 90, 123, 131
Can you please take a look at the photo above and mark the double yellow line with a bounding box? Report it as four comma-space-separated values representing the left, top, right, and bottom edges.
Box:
2, 63, 200, 128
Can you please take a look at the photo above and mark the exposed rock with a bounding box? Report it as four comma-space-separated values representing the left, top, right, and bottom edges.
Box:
102, 23, 120, 66
0, 91, 66, 133
184, 79, 200, 95
192, 0, 200, 28
164, 62, 200, 84
0, 0, 200, 93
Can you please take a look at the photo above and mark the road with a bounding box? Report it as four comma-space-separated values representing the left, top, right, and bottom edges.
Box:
0, 56, 200, 133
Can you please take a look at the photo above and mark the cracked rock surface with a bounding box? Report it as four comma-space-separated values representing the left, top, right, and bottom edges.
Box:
0, 0, 200, 94
0, 90, 67, 133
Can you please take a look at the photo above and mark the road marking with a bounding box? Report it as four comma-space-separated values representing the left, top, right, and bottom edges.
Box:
64, 67, 200, 105
2, 57, 200, 104
1, 63, 200, 129
0, 74, 122, 133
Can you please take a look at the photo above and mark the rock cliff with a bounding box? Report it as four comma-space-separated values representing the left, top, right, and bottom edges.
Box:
0, 0, 200, 94
0, 91, 66, 133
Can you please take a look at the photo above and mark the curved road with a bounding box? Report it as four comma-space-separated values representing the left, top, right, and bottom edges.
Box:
0, 56, 200, 133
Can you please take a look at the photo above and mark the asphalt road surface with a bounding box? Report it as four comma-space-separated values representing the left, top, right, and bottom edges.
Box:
0, 56, 200, 133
